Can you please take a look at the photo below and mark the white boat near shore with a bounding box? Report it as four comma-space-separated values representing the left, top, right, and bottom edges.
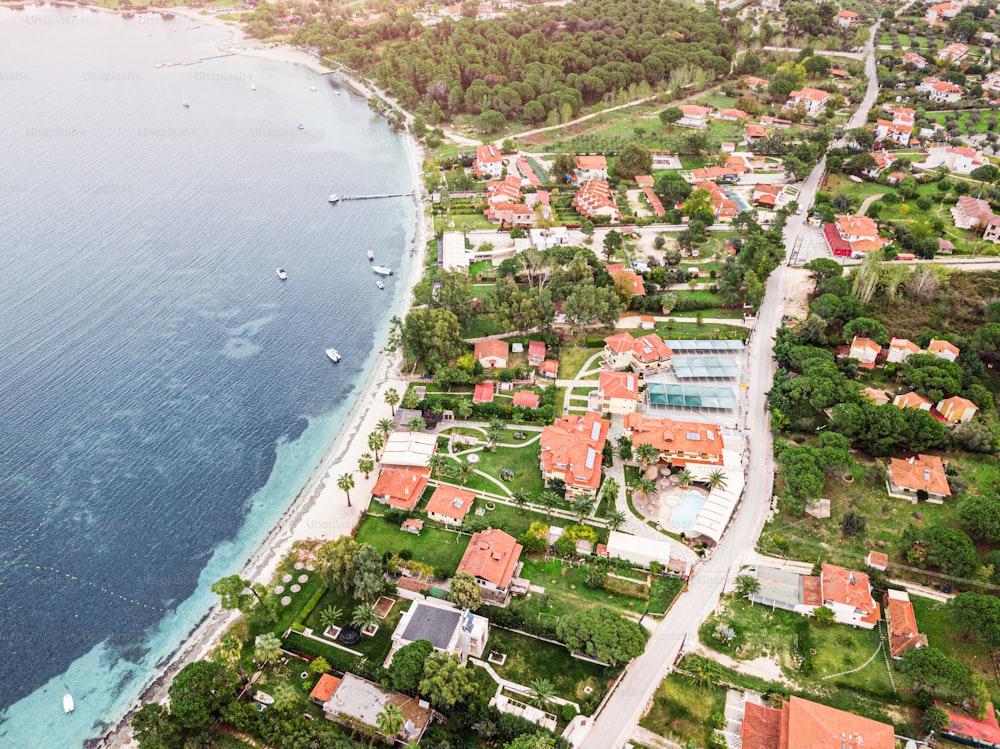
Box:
326, 348, 341, 363
367, 249, 374, 261
276, 267, 288, 280
63, 694, 74, 714
372, 265, 393, 276
376, 280, 384, 290
328, 194, 340, 204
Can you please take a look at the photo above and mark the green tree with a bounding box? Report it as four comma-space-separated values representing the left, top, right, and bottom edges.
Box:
407, 416, 426, 432
315, 536, 359, 593
168, 660, 240, 731
448, 571, 483, 611
555, 607, 649, 665
839, 510, 866, 538
419, 653, 478, 710
132, 703, 182, 749
676, 468, 693, 488
272, 682, 299, 713
529, 678, 556, 710
552, 153, 577, 182
613, 142, 653, 180
659, 106, 683, 128
735, 574, 760, 599
368, 430, 386, 460
950, 592, 1000, 646
602, 230, 624, 261
572, 494, 596, 522
922, 704, 951, 734
899, 646, 972, 699
211, 574, 263, 613
352, 602, 379, 631
309, 656, 331, 676
377, 417, 396, 439
376, 702, 405, 740
636, 442, 659, 470
337, 472, 355, 508
539, 489, 561, 521
813, 606, 834, 627
504, 734, 558, 749
636, 477, 657, 501
358, 452, 375, 479
388, 639, 434, 693
607, 509, 627, 531
958, 495, 1000, 543
254, 633, 283, 665
706, 470, 728, 491
655, 171, 692, 205
486, 419, 505, 452
384, 387, 400, 416
352, 543, 386, 602
318, 605, 344, 632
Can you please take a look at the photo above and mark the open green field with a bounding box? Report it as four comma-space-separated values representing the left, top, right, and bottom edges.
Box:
469, 441, 546, 497
520, 557, 648, 617
926, 108, 1000, 136
486, 627, 615, 704
558, 345, 601, 379
354, 514, 470, 574
300, 586, 410, 665
640, 671, 726, 747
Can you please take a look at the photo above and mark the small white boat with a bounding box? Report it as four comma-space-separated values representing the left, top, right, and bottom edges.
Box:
310, 85, 317, 91
328, 194, 340, 204
376, 280, 384, 290
182, 101, 190, 108
253, 691, 275, 705
63, 694, 74, 714
297, 123, 304, 130
333, 90, 341, 96
326, 348, 341, 363
372, 265, 393, 276
367, 249, 374, 261
276, 267, 288, 280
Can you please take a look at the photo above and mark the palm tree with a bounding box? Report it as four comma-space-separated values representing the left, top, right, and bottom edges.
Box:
456, 400, 473, 419
376, 703, 405, 739
539, 489, 560, 521
688, 656, 721, 689
428, 452, 452, 478
407, 416, 426, 432
253, 633, 283, 666
676, 468, 693, 489
337, 472, 355, 508
272, 682, 299, 713
707, 469, 728, 491
456, 460, 473, 485
512, 490, 528, 515
601, 477, 620, 504
368, 430, 386, 461
318, 605, 343, 632
735, 574, 761, 599
352, 602, 379, 632
384, 387, 400, 416
607, 509, 627, 532
358, 453, 375, 479
215, 632, 246, 681
636, 477, 657, 500
486, 419, 505, 452
377, 417, 395, 439
636, 442, 659, 470
529, 678, 556, 711
572, 495, 596, 522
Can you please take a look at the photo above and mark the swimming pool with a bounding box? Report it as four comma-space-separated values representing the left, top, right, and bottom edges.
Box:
670, 491, 707, 530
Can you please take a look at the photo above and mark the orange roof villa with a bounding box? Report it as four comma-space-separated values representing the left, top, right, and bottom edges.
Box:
370, 466, 430, 510
539, 411, 609, 498
623, 413, 724, 466
456, 527, 522, 602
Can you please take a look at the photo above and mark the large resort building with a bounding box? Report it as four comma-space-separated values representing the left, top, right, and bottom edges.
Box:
539, 411, 610, 499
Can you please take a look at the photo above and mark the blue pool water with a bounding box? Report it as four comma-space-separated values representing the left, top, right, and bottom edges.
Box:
670, 491, 708, 531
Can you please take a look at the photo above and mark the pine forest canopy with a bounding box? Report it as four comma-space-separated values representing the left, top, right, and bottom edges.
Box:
290, 0, 736, 122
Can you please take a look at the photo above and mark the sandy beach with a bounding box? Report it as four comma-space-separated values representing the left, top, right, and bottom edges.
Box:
96, 11, 431, 748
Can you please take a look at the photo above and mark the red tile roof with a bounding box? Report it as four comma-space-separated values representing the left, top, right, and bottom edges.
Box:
599, 371, 639, 401
371, 466, 430, 510
884, 589, 927, 658
741, 702, 782, 749
528, 340, 546, 360
605, 263, 645, 296
889, 454, 951, 496
575, 154, 607, 171
783, 696, 894, 749
310, 674, 341, 703
642, 186, 666, 217
538, 359, 559, 376
512, 389, 541, 409
623, 413, 724, 462
928, 338, 960, 356
821, 564, 877, 614
457, 528, 522, 589
473, 382, 495, 404
539, 411, 609, 492
941, 701, 1000, 745
425, 484, 475, 521
938, 395, 978, 422
474, 338, 509, 362
894, 391, 933, 410
850, 336, 882, 354
867, 551, 889, 568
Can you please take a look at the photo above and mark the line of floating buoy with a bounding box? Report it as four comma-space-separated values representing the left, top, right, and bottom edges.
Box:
9, 497, 58, 555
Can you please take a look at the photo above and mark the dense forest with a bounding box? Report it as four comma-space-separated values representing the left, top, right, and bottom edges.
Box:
279, 0, 737, 126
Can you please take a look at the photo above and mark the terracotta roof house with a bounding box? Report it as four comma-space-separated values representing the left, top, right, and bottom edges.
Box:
863, 387, 890, 406
835, 9, 858, 26
572, 179, 620, 223
753, 184, 782, 207
472, 381, 495, 404
866, 550, 889, 570
786, 87, 830, 116
474, 144, 504, 179
940, 701, 1000, 748
892, 391, 933, 411
474, 338, 509, 369
371, 466, 431, 510
887, 337, 922, 363
623, 413, 724, 466
642, 186, 666, 217
425, 484, 475, 525
603, 332, 674, 374
605, 263, 646, 296
512, 389, 541, 409
457, 527, 523, 602
819, 563, 880, 629
744, 124, 768, 145
938, 238, 956, 255
925, 1, 961, 25
539, 411, 609, 498
918, 77, 963, 103
848, 336, 881, 368
319, 672, 433, 744
884, 589, 927, 658
744, 76, 769, 89
596, 371, 640, 415
928, 338, 960, 361
635, 175, 655, 187
717, 108, 748, 122
538, 359, 559, 379
937, 395, 978, 424
677, 104, 712, 129
310, 674, 341, 706
902, 51, 928, 68
527, 340, 546, 365
695, 180, 740, 221
485, 174, 521, 205
887, 453, 951, 502
740, 695, 894, 749
952, 195, 996, 230
573, 154, 608, 183
939, 42, 970, 63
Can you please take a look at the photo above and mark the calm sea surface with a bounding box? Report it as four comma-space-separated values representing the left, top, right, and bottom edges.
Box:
0, 7, 415, 745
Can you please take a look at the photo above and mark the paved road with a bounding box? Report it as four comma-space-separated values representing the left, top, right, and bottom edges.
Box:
579, 22, 891, 749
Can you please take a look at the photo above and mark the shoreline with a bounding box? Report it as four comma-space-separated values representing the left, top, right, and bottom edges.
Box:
93, 11, 431, 749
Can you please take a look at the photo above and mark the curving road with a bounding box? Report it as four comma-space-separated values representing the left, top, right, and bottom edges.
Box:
578, 18, 888, 749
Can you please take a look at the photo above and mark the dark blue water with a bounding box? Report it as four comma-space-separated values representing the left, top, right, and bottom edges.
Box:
0, 7, 416, 745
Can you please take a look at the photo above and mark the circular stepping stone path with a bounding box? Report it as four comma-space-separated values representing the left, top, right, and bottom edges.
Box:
294, 562, 304, 570
298, 574, 309, 583
290, 584, 301, 593
273, 585, 284, 594
282, 574, 293, 583
280, 596, 292, 606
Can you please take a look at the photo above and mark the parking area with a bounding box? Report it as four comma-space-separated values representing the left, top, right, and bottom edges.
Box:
788, 224, 831, 265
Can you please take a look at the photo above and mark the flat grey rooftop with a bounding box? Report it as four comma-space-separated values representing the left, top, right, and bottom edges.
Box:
401, 602, 460, 650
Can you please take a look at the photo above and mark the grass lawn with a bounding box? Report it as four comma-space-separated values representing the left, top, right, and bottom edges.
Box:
468, 497, 550, 538
640, 671, 726, 747
300, 585, 411, 665
701, 596, 895, 697
647, 576, 685, 615
670, 307, 746, 319
471, 442, 546, 497
652, 320, 748, 340
462, 314, 502, 338
354, 514, 469, 574
558, 345, 601, 379
486, 627, 616, 705
520, 557, 648, 617
246, 556, 326, 645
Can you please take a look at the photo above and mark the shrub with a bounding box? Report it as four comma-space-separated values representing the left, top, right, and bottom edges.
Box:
398, 548, 413, 561
561, 703, 578, 722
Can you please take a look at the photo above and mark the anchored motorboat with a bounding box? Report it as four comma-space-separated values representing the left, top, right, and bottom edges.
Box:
276, 268, 288, 280
326, 348, 341, 363
372, 265, 393, 276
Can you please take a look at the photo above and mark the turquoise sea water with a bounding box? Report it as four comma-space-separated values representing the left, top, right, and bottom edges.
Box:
0, 7, 415, 746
